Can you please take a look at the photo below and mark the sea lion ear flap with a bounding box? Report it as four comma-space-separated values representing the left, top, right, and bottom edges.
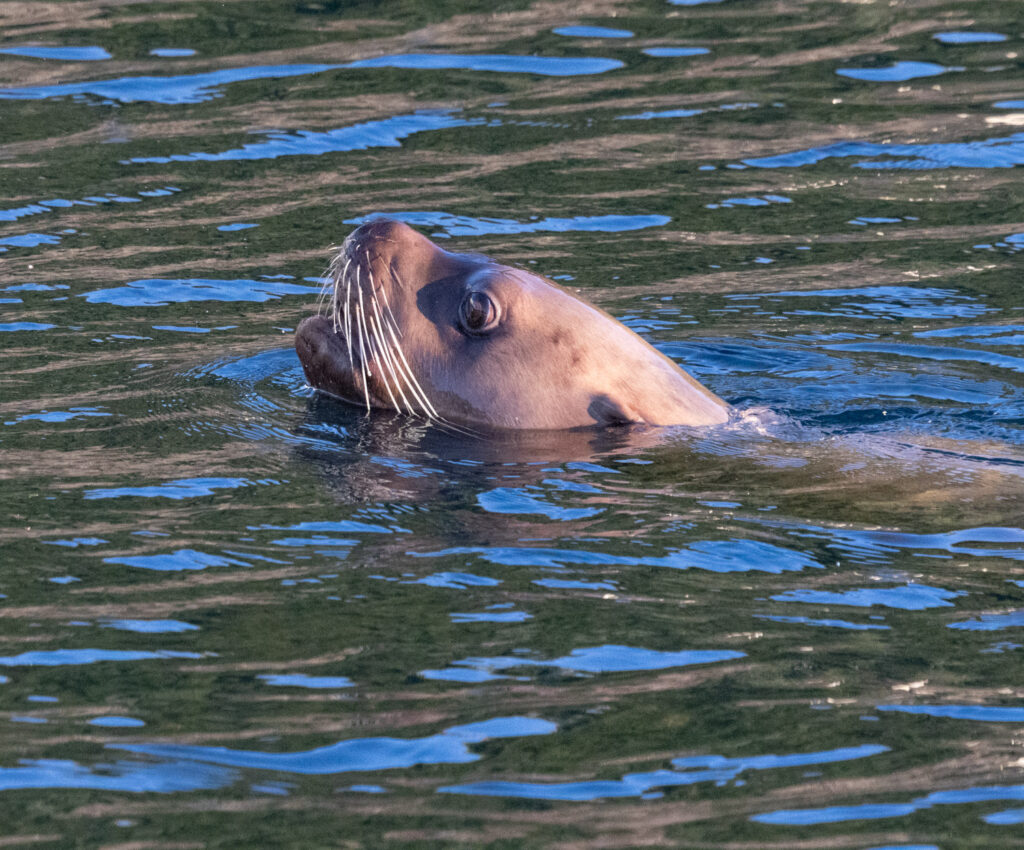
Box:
588, 394, 642, 427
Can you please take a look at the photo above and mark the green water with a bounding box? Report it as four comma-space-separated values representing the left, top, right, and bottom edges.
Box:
1, 1, 1022, 847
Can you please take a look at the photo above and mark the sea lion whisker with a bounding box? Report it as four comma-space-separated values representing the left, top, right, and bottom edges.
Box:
365, 309, 402, 413
379, 268, 402, 337
354, 285, 373, 413
368, 301, 411, 415
379, 312, 441, 421
343, 260, 355, 369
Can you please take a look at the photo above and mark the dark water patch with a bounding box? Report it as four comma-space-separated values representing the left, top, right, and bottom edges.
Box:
442, 743, 888, 801
115, 716, 556, 774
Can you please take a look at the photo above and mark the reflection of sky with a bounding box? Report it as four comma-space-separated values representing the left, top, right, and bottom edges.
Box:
752, 782, 1024, 825
421, 644, 745, 682
114, 716, 556, 774
442, 743, 887, 800
744, 133, 1024, 169
0, 55, 623, 105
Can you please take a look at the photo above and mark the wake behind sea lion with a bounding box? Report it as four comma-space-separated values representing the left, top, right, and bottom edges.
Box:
295, 218, 730, 430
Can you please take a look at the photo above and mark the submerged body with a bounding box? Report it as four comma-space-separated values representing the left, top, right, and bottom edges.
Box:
295, 218, 730, 430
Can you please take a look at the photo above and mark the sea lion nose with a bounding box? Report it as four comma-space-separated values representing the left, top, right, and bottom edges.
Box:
348, 217, 418, 247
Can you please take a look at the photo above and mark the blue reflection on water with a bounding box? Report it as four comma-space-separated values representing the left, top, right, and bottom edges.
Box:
412, 572, 502, 588
345, 211, 671, 236
985, 808, 1024, 825
0, 322, 56, 332
727, 285, 992, 320
744, 133, 1024, 169
934, 32, 1007, 44
85, 477, 266, 499
0, 758, 233, 791
478, 486, 603, 520
100, 619, 198, 634
755, 614, 890, 631
948, 611, 1024, 631
825, 342, 1024, 374
442, 743, 887, 801
251, 519, 401, 534
0, 233, 63, 248
104, 549, 250, 571
151, 48, 197, 57
877, 704, 1024, 722
258, 674, 354, 689
752, 783, 1024, 825
345, 54, 623, 76
0, 46, 111, 60
82, 277, 320, 306
125, 112, 483, 163
617, 107, 705, 120
416, 539, 819, 573
217, 222, 257, 231
0, 649, 203, 667
534, 578, 617, 591
837, 61, 957, 82
0, 56, 620, 104
0, 188, 179, 222
6, 407, 110, 425
772, 583, 964, 610
553, 26, 633, 38
42, 537, 107, 547
451, 610, 532, 623
767, 523, 1024, 565
89, 716, 146, 728
642, 47, 710, 57
422, 644, 745, 682
113, 716, 556, 774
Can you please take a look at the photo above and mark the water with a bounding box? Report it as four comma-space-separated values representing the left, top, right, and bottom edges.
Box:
1, 1, 1022, 846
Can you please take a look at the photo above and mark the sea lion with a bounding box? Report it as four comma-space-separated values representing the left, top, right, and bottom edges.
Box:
295, 218, 730, 430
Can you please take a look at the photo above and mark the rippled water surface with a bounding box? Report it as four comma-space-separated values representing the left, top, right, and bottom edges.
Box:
2, 1, 1023, 847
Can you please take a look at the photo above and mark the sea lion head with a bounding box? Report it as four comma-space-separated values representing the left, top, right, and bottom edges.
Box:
295, 217, 730, 430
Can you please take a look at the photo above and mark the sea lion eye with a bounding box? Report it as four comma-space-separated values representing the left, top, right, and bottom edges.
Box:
459, 291, 499, 335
